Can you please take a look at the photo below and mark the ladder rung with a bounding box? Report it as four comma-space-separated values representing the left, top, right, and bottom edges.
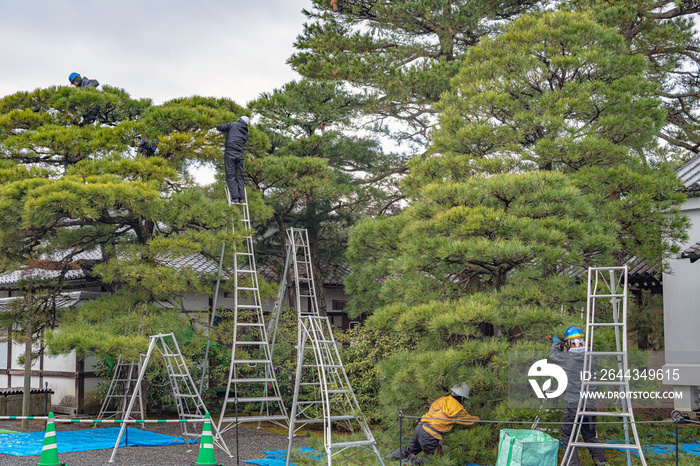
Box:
590, 293, 625, 298
332, 440, 375, 449
233, 359, 272, 364
230, 378, 276, 383
327, 390, 350, 394
589, 323, 624, 327
580, 411, 631, 417
329, 415, 356, 421
588, 351, 626, 356
234, 305, 263, 310
227, 396, 282, 403
236, 323, 264, 327
236, 287, 258, 291
234, 341, 267, 346
572, 442, 639, 450
293, 415, 355, 423
221, 415, 287, 424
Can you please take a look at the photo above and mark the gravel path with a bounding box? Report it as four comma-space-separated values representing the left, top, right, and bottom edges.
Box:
0, 419, 309, 466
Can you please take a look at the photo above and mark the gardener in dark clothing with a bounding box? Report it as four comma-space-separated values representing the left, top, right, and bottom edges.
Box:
68, 72, 99, 88
216, 116, 249, 203
550, 326, 609, 466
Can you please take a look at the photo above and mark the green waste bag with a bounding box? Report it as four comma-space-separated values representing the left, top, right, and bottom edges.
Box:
496, 429, 559, 466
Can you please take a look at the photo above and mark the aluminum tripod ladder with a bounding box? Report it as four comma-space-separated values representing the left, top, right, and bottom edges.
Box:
216, 186, 288, 437
109, 333, 230, 463
96, 355, 145, 424
561, 266, 647, 466
283, 228, 384, 466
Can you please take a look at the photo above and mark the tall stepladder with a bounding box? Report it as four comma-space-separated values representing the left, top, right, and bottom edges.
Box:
279, 228, 385, 466
216, 186, 289, 439
561, 266, 647, 466
109, 333, 230, 463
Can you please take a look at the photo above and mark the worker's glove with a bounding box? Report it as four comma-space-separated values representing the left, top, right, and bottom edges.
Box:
552, 336, 561, 342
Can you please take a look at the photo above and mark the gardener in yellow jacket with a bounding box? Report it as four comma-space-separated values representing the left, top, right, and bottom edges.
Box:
387, 383, 479, 465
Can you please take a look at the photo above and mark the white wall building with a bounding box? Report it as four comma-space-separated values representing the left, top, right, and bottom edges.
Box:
662, 156, 700, 414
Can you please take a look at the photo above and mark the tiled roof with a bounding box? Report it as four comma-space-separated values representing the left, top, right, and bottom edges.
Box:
681, 241, 700, 263
0, 268, 86, 287
0, 249, 101, 287
677, 155, 700, 192
159, 253, 223, 275
257, 257, 350, 287
0, 249, 349, 289
0, 388, 54, 395
570, 255, 659, 282
676, 156, 700, 264
0, 290, 101, 312
320, 263, 352, 286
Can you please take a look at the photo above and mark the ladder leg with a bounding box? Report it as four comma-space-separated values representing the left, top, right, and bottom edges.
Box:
286, 327, 307, 466
109, 338, 156, 463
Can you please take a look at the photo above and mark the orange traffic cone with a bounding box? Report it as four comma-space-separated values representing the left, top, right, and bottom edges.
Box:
194, 412, 220, 466
37, 412, 65, 466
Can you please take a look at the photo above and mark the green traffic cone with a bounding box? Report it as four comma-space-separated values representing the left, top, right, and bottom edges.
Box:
37, 412, 65, 466
194, 412, 220, 466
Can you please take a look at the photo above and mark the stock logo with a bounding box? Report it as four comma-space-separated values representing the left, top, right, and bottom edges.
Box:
528, 359, 567, 399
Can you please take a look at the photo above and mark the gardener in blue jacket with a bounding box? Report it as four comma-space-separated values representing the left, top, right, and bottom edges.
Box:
216, 116, 249, 203
68, 72, 99, 88
550, 326, 609, 466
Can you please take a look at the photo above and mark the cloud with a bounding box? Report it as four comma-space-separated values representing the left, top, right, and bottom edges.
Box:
0, 0, 309, 105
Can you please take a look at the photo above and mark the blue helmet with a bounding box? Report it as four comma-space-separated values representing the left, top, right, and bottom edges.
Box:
69, 72, 80, 83
564, 325, 584, 340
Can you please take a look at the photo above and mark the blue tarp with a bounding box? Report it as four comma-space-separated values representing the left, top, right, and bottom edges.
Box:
242, 448, 323, 466
610, 441, 700, 457
0, 427, 185, 456
239, 440, 700, 466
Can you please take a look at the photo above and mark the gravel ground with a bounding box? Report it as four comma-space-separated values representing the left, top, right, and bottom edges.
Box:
0, 419, 309, 466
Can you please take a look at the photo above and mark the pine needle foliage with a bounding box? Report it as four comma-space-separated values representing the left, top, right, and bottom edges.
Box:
0, 84, 263, 371
343, 11, 689, 465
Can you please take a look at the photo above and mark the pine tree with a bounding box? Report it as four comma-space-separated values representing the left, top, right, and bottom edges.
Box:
249, 79, 403, 313
344, 12, 688, 464
572, 0, 700, 161
290, 0, 543, 149
0, 85, 261, 412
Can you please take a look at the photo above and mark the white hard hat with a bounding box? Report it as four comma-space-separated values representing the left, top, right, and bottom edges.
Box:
450, 383, 470, 399
239, 115, 250, 125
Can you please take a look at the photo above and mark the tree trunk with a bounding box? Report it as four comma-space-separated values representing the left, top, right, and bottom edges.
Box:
22, 317, 32, 429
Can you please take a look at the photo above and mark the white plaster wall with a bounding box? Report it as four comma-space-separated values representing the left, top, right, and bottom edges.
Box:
37, 353, 76, 409
662, 195, 700, 411
182, 292, 209, 312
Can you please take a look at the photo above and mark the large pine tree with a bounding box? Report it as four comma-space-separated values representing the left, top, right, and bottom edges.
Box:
0, 86, 261, 390
344, 11, 688, 464
249, 79, 403, 313
290, 0, 543, 149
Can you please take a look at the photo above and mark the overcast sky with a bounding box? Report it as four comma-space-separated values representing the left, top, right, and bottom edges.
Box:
0, 0, 312, 106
